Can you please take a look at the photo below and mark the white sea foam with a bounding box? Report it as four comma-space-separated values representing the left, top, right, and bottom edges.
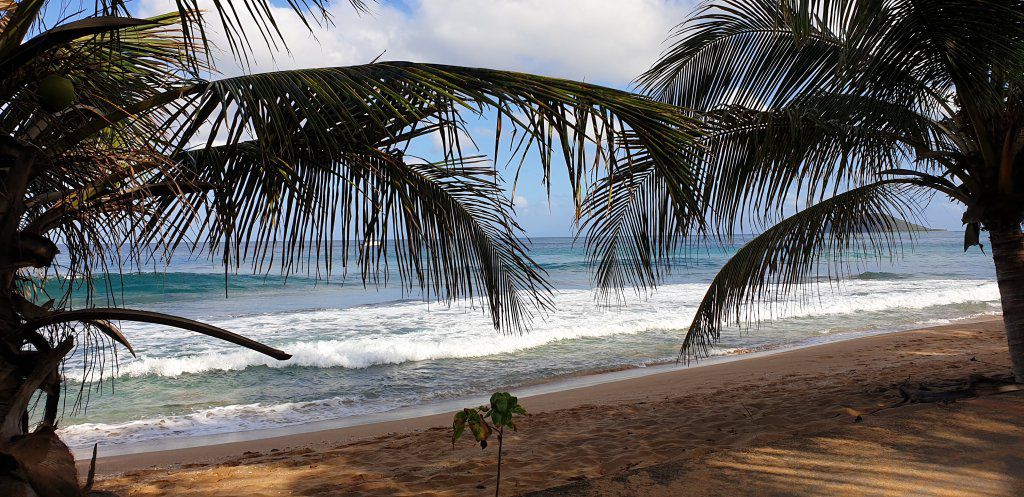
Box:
913, 310, 1002, 327
59, 395, 391, 449
68, 278, 999, 380
58, 276, 1002, 449
52, 231, 1003, 450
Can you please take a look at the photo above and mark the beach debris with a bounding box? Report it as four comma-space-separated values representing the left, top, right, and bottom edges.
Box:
969, 356, 1011, 370
854, 374, 1023, 422
897, 383, 975, 404
839, 407, 865, 422
895, 374, 1019, 406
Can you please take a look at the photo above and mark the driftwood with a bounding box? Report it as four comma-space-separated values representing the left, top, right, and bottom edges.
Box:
895, 374, 1020, 406
897, 384, 976, 404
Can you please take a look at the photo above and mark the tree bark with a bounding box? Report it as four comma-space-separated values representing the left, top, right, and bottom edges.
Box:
1, 107, 84, 497
0, 297, 82, 496
0, 298, 31, 495
989, 227, 1024, 382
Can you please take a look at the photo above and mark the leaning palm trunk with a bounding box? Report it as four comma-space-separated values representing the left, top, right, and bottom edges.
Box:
989, 227, 1024, 381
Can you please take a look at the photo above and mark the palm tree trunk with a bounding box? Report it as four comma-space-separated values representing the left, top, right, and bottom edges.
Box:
0, 296, 32, 495
0, 293, 24, 434
0, 294, 82, 496
989, 227, 1024, 382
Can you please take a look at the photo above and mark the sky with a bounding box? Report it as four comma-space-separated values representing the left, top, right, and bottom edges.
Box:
133, 0, 967, 235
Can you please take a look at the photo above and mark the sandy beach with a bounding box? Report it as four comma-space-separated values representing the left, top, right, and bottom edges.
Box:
89, 318, 1023, 496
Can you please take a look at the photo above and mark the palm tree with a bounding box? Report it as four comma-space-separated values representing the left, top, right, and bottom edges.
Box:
637, 0, 1024, 382
0, 1, 700, 494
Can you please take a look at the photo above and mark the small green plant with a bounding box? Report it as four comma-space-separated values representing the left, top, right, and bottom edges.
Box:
452, 392, 528, 497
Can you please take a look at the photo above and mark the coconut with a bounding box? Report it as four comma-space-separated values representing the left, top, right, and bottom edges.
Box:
36, 75, 76, 112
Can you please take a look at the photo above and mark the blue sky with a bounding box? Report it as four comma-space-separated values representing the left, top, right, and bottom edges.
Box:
130, 0, 966, 235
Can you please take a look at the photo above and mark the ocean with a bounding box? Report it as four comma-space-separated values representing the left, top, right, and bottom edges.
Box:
53, 232, 999, 450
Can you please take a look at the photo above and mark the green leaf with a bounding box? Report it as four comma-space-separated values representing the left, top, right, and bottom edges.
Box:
452, 410, 469, 446
486, 392, 525, 428
468, 414, 492, 449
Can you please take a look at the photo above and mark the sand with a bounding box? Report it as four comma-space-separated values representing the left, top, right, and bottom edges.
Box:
90, 319, 1023, 496
526, 391, 1024, 497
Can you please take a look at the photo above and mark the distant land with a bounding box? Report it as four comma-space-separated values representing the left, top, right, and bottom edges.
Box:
862, 214, 943, 232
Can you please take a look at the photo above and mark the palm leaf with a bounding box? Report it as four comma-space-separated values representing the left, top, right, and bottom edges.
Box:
683, 181, 926, 358
579, 131, 705, 297
696, 93, 946, 233
171, 0, 368, 64
637, 0, 1023, 113
0, 16, 157, 76
182, 63, 701, 305
175, 145, 552, 332
640, 0, 1024, 360
0, 0, 45, 58
9, 9, 702, 335
44, 61, 700, 329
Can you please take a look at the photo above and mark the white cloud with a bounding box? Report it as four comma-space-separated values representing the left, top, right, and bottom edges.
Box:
513, 194, 530, 210
137, 0, 693, 85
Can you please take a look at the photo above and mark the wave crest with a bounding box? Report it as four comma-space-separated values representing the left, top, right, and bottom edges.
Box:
74, 278, 1000, 379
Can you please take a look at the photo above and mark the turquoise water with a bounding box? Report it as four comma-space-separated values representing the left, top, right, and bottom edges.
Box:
52, 232, 998, 448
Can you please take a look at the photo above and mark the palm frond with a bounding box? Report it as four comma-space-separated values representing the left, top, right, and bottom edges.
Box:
6, 6, 704, 337
171, 0, 367, 64
640, 0, 1024, 361
0, 12, 200, 151
0, 16, 156, 76
683, 180, 926, 358
696, 92, 946, 233
171, 146, 552, 332
0, 0, 45, 58
638, 0, 1024, 256
41, 61, 698, 326
638, 0, 869, 111
638, 0, 1024, 114
579, 131, 705, 298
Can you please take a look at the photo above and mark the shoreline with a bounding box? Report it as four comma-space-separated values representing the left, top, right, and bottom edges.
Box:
84, 315, 1003, 478
72, 313, 993, 462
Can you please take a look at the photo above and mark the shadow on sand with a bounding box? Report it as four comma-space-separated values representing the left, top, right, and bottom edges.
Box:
525, 392, 1024, 497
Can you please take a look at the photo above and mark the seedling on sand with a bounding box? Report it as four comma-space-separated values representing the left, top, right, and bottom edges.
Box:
452, 392, 527, 497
